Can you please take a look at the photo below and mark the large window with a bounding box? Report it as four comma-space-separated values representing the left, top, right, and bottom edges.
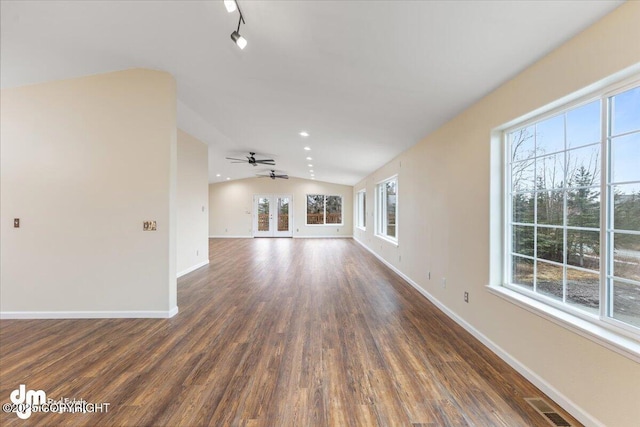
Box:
376, 177, 397, 241
306, 195, 343, 225
505, 81, 640, 336
356, 190, 366, 229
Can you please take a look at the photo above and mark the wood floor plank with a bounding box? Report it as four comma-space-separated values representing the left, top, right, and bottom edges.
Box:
0, 238, 582, 426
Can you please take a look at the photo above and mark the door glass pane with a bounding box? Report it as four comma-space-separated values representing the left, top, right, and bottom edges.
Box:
258, 197, 270, 231
277, 197, 289, 231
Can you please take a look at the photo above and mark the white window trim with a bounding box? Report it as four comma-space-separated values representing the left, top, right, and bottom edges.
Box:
375, 175, 398, 245
305, 194, 344, 226
488, 71, 640, 363
356, 189, 366, 231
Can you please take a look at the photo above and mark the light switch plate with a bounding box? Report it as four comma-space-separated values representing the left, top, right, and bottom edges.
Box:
14, 218, 20, 228
143, 220, 157, 231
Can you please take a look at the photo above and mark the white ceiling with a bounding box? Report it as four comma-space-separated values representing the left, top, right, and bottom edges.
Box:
0, 0, 623, 185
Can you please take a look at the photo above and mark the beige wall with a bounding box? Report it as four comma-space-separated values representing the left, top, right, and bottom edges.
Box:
0, 68, 178, 317
209, 177, 352, 238
355, 3, 640, 427
177, 130, 209, 276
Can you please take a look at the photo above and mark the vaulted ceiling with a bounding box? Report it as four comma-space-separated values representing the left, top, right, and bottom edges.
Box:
0, 1, 623, 185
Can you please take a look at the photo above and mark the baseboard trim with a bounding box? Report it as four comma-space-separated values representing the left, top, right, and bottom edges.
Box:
177, 260, 209, 278
209, 235, 252, 239
353, 237, 602, 427
0, 308, 179, 320
292, 235, 353, 239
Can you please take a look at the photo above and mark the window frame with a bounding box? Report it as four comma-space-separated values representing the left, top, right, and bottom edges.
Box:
500, 76, 640, 344
375, 175, 398, 244
305, 194, 344, 226
356, 189, 366, 230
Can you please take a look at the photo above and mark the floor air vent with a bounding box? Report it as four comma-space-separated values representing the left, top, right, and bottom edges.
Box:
524, 397, 573, 427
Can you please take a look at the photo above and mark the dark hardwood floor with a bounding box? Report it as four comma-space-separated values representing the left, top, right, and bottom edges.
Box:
0, 238, 580, 426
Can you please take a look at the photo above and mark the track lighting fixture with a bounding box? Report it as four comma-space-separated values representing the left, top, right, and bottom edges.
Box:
231, 29, 247, 50
223, 0, 236, 13
225, 0, 247, 50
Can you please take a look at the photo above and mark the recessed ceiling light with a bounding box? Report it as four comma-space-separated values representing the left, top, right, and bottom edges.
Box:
304, 147, 311, 151
308, 164, 313, 167
306, 157, 312, 160
226, 177, 231, 181
311, 177, 315, 180
299, 131, 309, 137
309, 170, 314, 173
216, 173, 221, 177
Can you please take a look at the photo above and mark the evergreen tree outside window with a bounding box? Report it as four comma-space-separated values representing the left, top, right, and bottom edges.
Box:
306, 195, 343, 225
505, 83, 640, 334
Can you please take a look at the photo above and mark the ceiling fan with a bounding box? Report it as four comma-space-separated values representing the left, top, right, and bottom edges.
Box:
257, 170, 289, 180
225, 152, 275, 167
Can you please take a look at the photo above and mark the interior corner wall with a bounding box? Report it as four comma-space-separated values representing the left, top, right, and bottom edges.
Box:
354, 3, 640, 427
177, 129, 209, 277
209, 177, 353, 238
0, 68, 178, 317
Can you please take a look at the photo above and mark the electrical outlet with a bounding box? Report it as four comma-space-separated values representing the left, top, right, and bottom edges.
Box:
428, 271, 431, 280
14, 218, 20, 228
225, 228, 228, 232
196, 250, 199, 256
464, 292, 469, 303
441, 278, 446, 288
399, 255, 402, 262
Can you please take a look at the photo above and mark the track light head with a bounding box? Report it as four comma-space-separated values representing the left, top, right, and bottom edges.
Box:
230, 31, 247, 49
224, 0, 237, 13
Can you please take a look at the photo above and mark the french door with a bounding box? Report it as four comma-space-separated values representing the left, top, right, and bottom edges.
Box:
253, 194, 293, 237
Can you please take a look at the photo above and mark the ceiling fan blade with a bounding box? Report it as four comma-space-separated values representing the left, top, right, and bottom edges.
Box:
225, 157, 245, 161
255, 160, 276, 164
